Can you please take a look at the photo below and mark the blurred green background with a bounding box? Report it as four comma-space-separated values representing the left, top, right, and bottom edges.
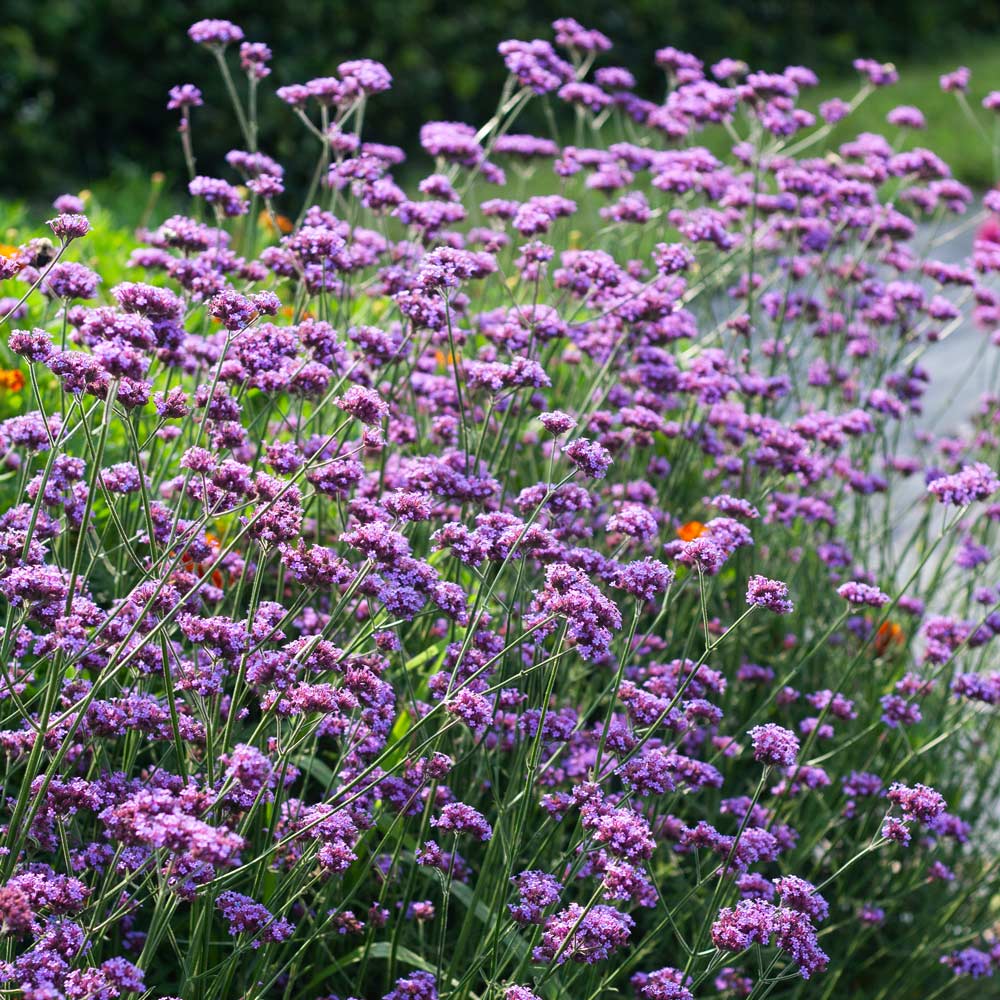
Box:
4, 0, 1000, 199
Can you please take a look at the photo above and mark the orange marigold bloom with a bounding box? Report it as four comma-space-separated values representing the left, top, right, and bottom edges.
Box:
259, 210, 294, 234
677, 520, 706, 542
0, 369, 25, 392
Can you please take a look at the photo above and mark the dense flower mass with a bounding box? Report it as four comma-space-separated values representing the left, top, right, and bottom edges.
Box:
0, 14, 998, 1000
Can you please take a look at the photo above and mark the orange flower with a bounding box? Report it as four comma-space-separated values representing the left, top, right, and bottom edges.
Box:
181, 532, 235, 589
259, 210, 294, 235
280, 305, 314, 321
677, 520, 706, 542
0, 244, 19, 259
874, 620, 904, 656
0, 369, 25, 392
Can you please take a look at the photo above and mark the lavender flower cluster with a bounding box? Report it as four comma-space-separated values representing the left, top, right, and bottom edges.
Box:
0, 14, 999, 1000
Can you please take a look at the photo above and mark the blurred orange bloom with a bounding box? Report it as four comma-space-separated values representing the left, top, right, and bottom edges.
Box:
677, 520, 706, 542
260, 210, 294, 235
874, 620, 904, 655
0, 369, 25, 392
181, 531, 236, 589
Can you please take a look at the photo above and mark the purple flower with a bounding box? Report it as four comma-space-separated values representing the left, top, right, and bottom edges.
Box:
941, 948, 993, 978
552, 17, 611, 53
858, 905, 885, 926
446, 690, 492, 731
335, 385, 388, 425
613, 559, 675, 601
854, 58, 899, 86
887, 782, 946, 823
653, 242, 696, 275
533, 903, 634, 964
672, 537, 728, 576
112, 281, 184, 320
540, 410, 577, 435
836, 581, 890, 607
340, 58, 393, 95
52, 193, 85, 214
940, 66, 971, 92
189, 176, 249, 217
42, 262, 100, 300
527, 562, 622, 661
505, 988, 541, 1000
887, 105, 926, 129
822, 97, 851, 123
188, 18, 244, 47
509, 870, 562, 924
634, 967, 694, 1000
747, 724, 799, 767
99, 462, 146, 494
927, 463, 1000, 505
746, 575, 793, 614
208, 289, 259, 330
47, 213, 90, 241
773, 876, 828, 922
880, 694, 921, 728
498, 39, 574, 95
219, 743, 276, 809
240, 41, 273, 79
216, 891, 295, 946
168, 84, 203, 110
384, 971, 438, 1000
431, 802, 492, 841
711, 900, 828, 979
881, 816, 912, 845
608, 503, 659, 540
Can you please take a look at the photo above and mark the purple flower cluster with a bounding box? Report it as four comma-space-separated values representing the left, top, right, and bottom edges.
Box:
837, 581, 891, 607
927, 463, 1000, 505
746, 575, 794, 614
533, 903, 634, 964
216, 891, 295, 946
711, 898, 829, 979
748, 724, 800, 766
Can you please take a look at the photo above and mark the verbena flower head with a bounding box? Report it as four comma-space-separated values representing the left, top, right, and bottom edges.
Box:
168, 84, 204, 110
747, 724, 799, 766
534, 903, 634, 964
52, 193, 85, 214
746, 575, 793, 614
430, 802, 493, 841
47, 213, 89, 241
887, 782, 947, 823
941, 947, 993, 978
837, 581, 890, 607
940, 66, 971, 92
927, 463, 1000, 505
563, 437, 612, 479
188, 18, 244, 47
